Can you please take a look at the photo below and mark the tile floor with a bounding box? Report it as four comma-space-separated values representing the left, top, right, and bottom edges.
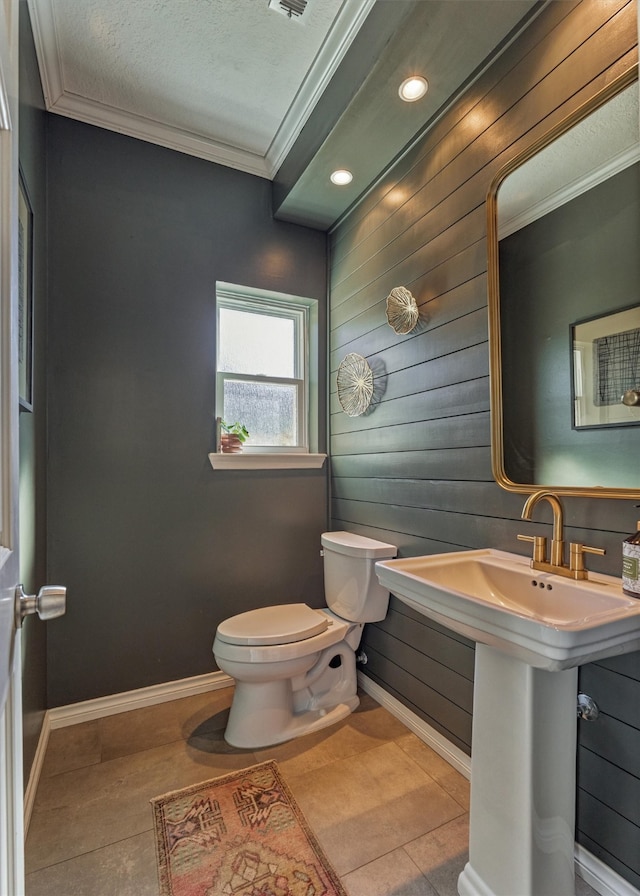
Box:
25, 686, 597, 896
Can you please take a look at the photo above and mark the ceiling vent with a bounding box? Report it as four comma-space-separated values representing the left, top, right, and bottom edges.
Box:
268, 0, 308, 20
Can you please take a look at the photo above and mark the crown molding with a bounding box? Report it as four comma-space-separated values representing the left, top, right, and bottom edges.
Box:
50, 92, 272, 178
265, 0, 375, 175
26, 0, 372, 179
26, 0, 272, 177
26, 0, 61, 109
498, 145, 640, 240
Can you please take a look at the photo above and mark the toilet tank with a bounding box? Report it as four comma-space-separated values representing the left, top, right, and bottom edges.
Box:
321, 531, 397, 623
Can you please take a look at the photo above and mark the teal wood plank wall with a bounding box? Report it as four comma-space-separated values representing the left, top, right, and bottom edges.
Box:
328, 0, 640, 886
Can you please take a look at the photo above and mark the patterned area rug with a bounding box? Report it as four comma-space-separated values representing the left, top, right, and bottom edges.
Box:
151, 760, 348, 896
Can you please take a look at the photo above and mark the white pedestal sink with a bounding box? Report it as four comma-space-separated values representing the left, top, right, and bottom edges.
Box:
375, 549, 640, 896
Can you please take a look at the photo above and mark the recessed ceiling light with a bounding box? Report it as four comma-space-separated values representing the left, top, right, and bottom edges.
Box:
330, 169, 353, 186
399, 76, 428, 103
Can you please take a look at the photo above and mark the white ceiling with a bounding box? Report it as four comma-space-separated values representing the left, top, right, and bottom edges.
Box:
26, 0, 541, 228
27, 0, 374, 178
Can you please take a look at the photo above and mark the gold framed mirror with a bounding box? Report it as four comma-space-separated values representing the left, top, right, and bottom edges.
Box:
487, 66, 640, 499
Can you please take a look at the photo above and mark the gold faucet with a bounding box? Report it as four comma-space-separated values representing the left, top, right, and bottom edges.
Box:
518, 490, 605, 579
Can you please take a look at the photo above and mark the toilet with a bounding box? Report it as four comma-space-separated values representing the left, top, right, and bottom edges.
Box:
212, 531, 397, 748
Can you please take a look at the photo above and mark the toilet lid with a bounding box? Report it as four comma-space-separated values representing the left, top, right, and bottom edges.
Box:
216, 603, 330, 646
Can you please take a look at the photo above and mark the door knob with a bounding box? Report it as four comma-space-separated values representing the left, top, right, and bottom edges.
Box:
15, 584, 66, 628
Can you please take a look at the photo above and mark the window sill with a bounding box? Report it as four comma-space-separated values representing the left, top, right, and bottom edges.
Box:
208, 453, 326, 471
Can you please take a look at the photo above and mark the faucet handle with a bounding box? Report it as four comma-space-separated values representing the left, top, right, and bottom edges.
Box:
569, 543, 606, 579
517, 534, 547, 564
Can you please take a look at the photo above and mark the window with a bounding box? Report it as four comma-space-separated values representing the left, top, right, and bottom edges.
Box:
216, 283, 318, 453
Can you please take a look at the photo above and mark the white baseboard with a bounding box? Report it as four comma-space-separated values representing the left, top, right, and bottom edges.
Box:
357, 672, 640, 896
357, 671, 471, 779
48, 671, 233, 729
24, 670, 233, 837
575, 844, 640, 896
23, 711, 51, 836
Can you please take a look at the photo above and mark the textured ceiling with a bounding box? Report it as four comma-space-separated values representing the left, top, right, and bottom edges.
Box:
54, 0, 333, 153
27, 0, 372, 177
27, 0, 542, 229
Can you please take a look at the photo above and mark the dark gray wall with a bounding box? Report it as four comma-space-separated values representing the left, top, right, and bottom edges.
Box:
19, 0, 48, 786
329, 0, 640, 887
46, 116, 329, 706
501, 162, 640, 486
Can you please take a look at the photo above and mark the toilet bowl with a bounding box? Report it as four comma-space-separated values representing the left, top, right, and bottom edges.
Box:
212, 531, 396, 748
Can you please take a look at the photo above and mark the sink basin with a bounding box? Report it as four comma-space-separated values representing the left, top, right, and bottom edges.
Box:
375, 548, 640, 669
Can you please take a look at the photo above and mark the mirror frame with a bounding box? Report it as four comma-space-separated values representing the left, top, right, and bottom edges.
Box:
487, 65, 639, 499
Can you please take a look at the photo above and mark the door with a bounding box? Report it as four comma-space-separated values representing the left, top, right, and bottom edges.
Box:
0, 1, 26, 893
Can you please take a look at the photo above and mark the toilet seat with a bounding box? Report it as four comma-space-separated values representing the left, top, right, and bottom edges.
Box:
213, 609, 350, 665
216, 603, 329, 647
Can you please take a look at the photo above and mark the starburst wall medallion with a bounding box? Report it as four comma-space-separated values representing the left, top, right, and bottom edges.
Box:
336, 353, 374, 417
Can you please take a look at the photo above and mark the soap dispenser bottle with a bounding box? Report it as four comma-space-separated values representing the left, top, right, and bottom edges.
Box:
622, 520, 640, 597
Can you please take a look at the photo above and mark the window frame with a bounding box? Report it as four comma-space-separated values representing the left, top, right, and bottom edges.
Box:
215, 282, 318, 454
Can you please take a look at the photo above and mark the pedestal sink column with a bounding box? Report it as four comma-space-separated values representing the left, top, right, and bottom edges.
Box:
458, 644, 578, 896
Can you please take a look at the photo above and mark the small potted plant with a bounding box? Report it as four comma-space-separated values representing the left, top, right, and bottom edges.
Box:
220, 420, 249, 453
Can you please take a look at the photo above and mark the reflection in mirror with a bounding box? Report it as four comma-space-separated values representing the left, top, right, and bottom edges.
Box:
488, 68, 640, 498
